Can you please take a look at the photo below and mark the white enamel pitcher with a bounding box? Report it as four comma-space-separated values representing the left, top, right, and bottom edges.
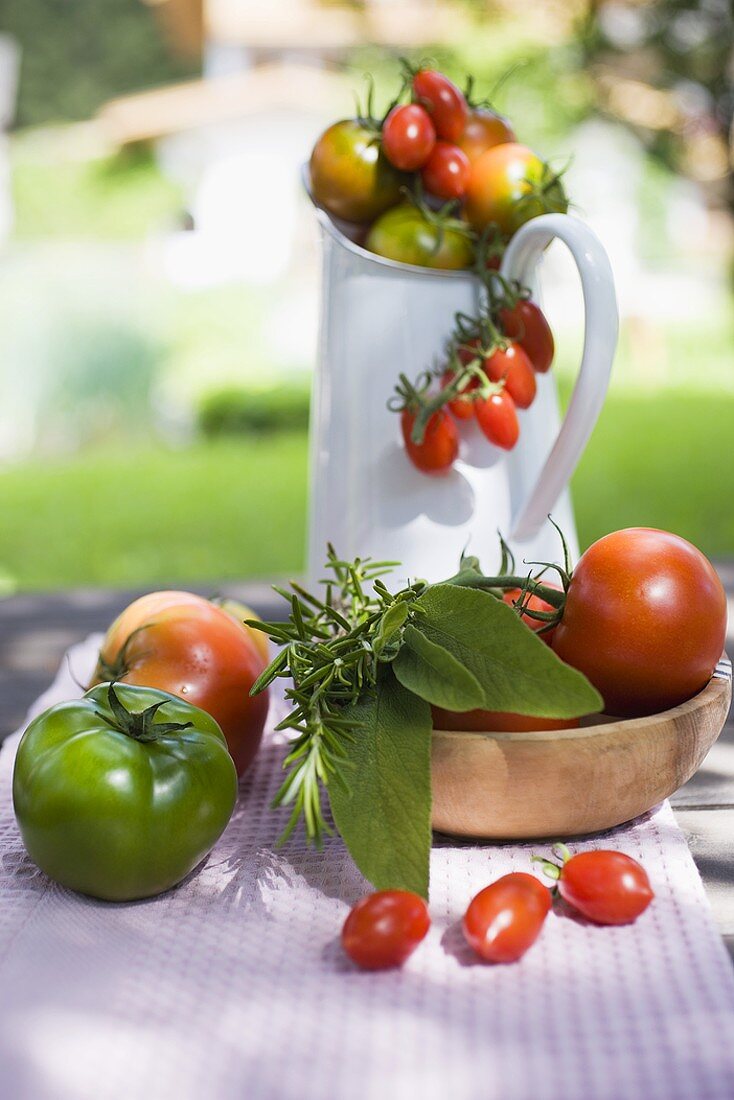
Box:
306, 203, 618, 585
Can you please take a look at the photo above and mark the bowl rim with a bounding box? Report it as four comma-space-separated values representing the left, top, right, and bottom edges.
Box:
431, 654, 732, 744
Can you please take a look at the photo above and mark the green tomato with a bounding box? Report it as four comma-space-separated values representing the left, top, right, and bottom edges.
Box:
365, 203, 474, 270
309, 119, 405, 224
12, 682, 238, 902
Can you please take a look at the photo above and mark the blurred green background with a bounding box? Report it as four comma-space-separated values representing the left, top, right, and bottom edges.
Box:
0, 0, 732, 591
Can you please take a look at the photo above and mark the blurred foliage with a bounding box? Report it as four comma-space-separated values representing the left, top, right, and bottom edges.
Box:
4, 0, 198, 128
579, 0, 733, 202
11, 144, 184, 239
198, 383, 311, 438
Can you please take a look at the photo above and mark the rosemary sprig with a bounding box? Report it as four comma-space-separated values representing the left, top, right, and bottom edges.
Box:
247, 546, 427, 846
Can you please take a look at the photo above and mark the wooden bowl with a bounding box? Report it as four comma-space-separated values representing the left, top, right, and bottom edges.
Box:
431, 657, 732, 840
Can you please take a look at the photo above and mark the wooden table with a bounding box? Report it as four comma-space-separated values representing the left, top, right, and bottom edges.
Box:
2, 576, 732, 961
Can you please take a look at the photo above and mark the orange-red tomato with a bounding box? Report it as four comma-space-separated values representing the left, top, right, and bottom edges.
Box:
463, 873, 551, 963
553, 529, 728, 716
458, 107, 516, 163
441, 367, 478, 420
382, 104, 436, 171
465, 143, 567, 236
421, 141, 471, 200
432, 706, 580, 733
502, 585, 560, 644
412, 69, 468, 143
92, 591, 269, 775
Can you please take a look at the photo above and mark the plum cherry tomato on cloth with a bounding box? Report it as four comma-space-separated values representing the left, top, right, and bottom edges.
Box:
558, 851, 654, 925
458, 107, 516, 163
412, 69, 468, 143
474, 391, 519, 450
309, 119, 405, 224
552, 528, 727, 717
485, 344, 537, 409
401, 407, 458, 474
463, 873, 551, 963
342, 890, 430, 970
382, 103, 436, 171
441, 368, 478, 420
366, 203, 474, 270
465, 143, 568, 236
92, 590, 269, 776
421, 141, 471, 200
12, 682, 237, 902
499, 299, 554, 374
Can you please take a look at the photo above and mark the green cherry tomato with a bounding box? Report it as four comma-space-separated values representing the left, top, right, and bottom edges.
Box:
366, 203, 474, 270
309, 119, 405, 224
12, 682, 238, 902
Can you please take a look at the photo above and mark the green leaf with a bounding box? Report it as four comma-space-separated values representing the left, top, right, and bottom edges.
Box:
415, 584, 603, 718
372, 600, 409, 657
393, 624, 485, 710
329, 668, 432, 898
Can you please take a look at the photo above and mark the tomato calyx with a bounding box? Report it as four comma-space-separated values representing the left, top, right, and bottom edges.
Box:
531, 841, 571, 891
93, 622, 151, 684
94, 682, 194, 743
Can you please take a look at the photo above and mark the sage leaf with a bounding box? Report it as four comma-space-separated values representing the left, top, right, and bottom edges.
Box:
416, 584, 603, 718
329, 668, 432, 898
393, 624, 485, 710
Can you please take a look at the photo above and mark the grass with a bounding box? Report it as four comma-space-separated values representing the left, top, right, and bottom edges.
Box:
0, 388, 732, 593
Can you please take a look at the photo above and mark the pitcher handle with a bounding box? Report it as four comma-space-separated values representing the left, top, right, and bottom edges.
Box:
499, 213, 618, 543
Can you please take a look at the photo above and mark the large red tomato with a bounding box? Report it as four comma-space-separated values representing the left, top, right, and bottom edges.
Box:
465, 143, 567, 236
553, 529, 728, 716
92, 591, 269, 775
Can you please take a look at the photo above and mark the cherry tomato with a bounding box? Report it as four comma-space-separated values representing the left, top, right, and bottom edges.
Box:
92, 591, 269, 775
474, 390, 519, 450
421, 141, 471, 200
463, 873, 551, 963
559, 850, 654, 925
465, 143, 567, 236
502, 585, 560, 644
401, 407, 459, 474
552, 529, 728, 717
499, 299, 554, 373
441, 368, 478, 420
342, 890, 430, 970
310, 119, 405, 223
458, 107, 516, 163
485, 343, 537, 409
412, 69, 468, 142
432, 705, 579, 733
366, 203, 474, 270
382, 103, 436, 171
456, 336, 483, 367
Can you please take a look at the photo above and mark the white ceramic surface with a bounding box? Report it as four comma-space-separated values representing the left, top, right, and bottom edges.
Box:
306, 197, 618, 585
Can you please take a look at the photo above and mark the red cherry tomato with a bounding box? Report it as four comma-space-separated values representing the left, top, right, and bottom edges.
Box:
432, 705, 579, 733
382, 104, 436, 171
458, 107, 516, 163
463, 873, 551, 963
421, 141, 471, 200
401, 407, 459, 474
502, 585, 560, 644
441, 368, 478, 420
499, 299, 554, 374
342, 890, 430, 970
484, 344, 537, 409
559, 850, 654, 925
412, 69, 468, 143
474, 390, 519, 450
552, 528, 728, 716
